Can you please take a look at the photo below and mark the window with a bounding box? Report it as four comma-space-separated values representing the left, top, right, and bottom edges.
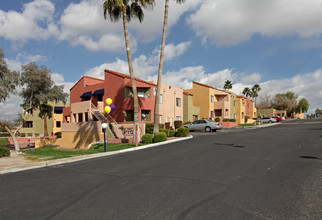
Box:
141, 110, 151, 121
211, 95, 214, 103
54, 107, 63, 114
97, 95, 103, 101
125, 110, 134, 121
234, 100, 236, 106
159, 94, 163, 104
56, 121, 61, 128
27, 109, 33, 114
85, 112, 89, 122
215, 110, 222, 116
211, 111, 214, 118
24, 121, 33, 128
78, 113, 83, 122
176, 98, 181, 107
138, 91, 145, 97
159, 115, 163, 123
176, 116, 181, 121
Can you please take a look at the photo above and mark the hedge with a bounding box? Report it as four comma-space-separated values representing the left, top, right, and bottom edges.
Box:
215, 118, 221, 122
175, 127, 189, 137
159, 129, 169, 136
153, 132, 167, 143
168, 130, 176, 137
0, 147, 10, 158
141, 134, 153, 144
174, 120, 183, 129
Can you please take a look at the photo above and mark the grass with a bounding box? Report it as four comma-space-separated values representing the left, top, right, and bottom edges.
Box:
0, 138, 8, 147
238, 123, 256, 127
22, 142, 146, 161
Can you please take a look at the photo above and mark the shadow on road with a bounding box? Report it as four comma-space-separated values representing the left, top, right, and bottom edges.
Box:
213, 143, 246, 148
300, 156, 322, 160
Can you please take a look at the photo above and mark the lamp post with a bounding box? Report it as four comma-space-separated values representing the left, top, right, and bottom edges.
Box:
102, 123, 108, 152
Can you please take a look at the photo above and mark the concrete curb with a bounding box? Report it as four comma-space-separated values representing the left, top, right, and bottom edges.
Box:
0, 135, 193, 175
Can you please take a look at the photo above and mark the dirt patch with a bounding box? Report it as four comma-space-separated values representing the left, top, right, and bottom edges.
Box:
0, 151, 33, 170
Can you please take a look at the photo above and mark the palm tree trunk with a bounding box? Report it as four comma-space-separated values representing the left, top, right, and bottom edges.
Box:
153, 0, 169, 135
122, 6, 140, 145
44, 113, 48, 137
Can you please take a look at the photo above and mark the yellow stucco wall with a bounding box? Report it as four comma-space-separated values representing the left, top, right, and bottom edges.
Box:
236, 97, 246, 124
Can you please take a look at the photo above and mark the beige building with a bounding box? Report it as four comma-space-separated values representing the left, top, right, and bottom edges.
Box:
236, 96, 246, 124
257, 109, 287, 118
20, 102, 69, 137
213, 88, 230, 121
227, 91, 237, 120
183, 91, 200, 123
152, 82, 184, 127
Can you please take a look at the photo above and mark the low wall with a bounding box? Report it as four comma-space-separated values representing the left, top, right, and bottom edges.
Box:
8, 137, 35, 145
34, 137, 57, 148
222, 122, 238, 128
112, 123, 146, 139
57, 131, 104, 149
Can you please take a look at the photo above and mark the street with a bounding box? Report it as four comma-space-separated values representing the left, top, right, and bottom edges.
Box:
0, 119, 321, 219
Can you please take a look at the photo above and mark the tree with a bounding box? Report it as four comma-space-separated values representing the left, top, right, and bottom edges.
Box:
20, 62, 68, 137
223, 80, 232, 90
315, 108, 322, 118
153, 0, 185, 135
103, 0, 154, 145
242, 87, 251, 98
296, 98, 309, 113
251, 84, 261, 104
0, 49, 21, 151
258, 95, 272, 109
272, 91, 298, 117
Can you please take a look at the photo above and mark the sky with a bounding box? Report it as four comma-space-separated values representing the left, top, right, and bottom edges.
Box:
1, 0, 322, 121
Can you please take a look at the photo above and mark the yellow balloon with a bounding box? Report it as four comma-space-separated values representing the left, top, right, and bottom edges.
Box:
104, 106, 111, 114
106, 98, 112, 105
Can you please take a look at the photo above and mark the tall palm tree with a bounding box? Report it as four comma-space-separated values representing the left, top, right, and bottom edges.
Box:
251, 84, 261, 105
153, 0, 185, 134
242, 87, 251, 98
103, 0, 154, 145
223, 80, 232, 90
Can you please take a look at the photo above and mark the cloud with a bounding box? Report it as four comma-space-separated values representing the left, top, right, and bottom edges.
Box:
187, 0, 322, 46
5, 53, 47, 71
0, 0, 58, 42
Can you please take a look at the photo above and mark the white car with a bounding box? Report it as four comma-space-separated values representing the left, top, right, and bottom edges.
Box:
260, 117, 277, 123
184, 119, 223, 132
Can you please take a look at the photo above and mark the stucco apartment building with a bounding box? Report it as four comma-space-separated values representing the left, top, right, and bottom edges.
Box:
151, 82, 183, 127
226, 91, 237, 120
183, 91, 200, 123
20, 102, 69, 137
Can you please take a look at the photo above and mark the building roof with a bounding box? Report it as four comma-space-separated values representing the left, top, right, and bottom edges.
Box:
183, 91, 193, 96
105, 69, 157, 87
70, 76, 104, 91
192, 81, 215, 89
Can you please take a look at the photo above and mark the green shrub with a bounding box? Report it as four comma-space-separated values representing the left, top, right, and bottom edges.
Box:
145, 123, 154, 134
168, 130, 176, 137
175, 127, 189, 137
174, 120, 183, 129
0, 147, 10, 158
145, 123, 165, 134
215, 118, 220, 122
153, 132, 167, 143
183, 121, 192, 125
230, 119, 236, 122
223, 118, 230, 122
141, 134, 153, 144
0, 133, 10, 137
164, 122, 170, 129
159, 129, 169, 136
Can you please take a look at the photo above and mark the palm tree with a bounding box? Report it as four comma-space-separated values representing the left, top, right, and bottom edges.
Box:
251, 84, 261, 105
242, 87, 251, 98
153, 0, 185, 135
103, 0, 154, 145
223, 80, 232, 90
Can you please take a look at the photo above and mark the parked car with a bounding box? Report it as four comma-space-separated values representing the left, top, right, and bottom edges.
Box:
184, 119, 223, 132
272, 116, 283, 122
260, 117, 277, 123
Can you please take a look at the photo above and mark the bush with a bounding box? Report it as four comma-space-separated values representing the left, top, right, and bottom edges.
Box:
175, 127, 189, 137
153, 132, 167, 143
223, 118, 230, 122
0, 133, 10, 137
174, 120, 183, 129
159, 129, 169, 136
164, 122, 170, 129
145, 123, 165, 134
0, 147, 10, 158
183, 121, 192, 125
215, 118, 220, 122
168, 130, 176, 137
141, 133, 153, 144
230, 119, 236, 122
54, 132, 61, 138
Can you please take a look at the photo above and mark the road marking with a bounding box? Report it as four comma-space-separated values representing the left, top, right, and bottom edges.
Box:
282, 123, 299, 124
303, 122, 322, 124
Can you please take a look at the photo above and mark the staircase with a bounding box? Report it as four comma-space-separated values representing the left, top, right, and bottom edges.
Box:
91, 110, 118, 138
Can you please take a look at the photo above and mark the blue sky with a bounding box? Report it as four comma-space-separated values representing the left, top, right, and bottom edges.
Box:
1, 0, 322, 120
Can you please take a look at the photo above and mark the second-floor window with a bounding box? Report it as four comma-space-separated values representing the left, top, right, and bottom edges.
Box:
211, 95, 214, 103
160, 94, 163, 104
176, 98, 181, 107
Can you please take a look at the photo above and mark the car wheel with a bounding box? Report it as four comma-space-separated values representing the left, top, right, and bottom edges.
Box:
269, 120, 272, 123
205, 126, 211, 132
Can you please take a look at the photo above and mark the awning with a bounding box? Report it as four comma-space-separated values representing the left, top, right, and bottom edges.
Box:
92, 89, 104, 96
54, 107, 64, 111
80, 91, 92, 98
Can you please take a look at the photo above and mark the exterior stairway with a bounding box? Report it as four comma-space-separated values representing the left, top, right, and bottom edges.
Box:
91, 110, 118, 138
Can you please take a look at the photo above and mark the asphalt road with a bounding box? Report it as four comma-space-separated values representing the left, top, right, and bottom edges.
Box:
1, 119, 321, 219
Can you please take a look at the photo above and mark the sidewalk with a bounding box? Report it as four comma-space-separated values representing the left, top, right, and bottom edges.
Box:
0, 136, 192, 175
